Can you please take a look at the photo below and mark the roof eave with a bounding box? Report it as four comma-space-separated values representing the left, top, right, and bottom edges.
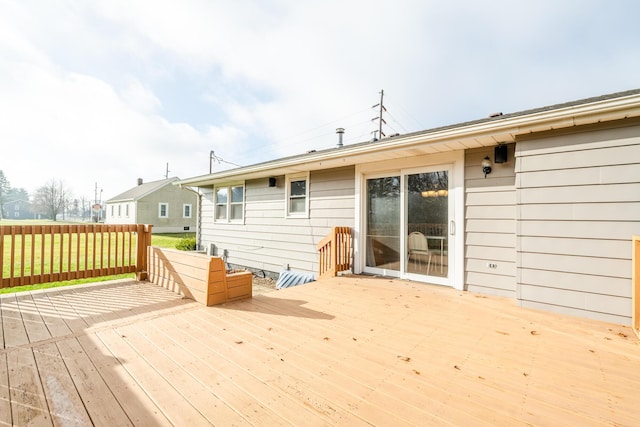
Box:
177, 92, 640, 187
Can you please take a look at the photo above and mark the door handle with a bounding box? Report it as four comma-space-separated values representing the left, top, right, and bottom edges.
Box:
449, 220, 455, 236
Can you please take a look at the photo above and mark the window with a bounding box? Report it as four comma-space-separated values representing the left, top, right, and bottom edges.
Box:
286, 173, 309, 217
215, 183, 244, 222
158, 203, 168, 218
215, 188, 228, 220
117, 205, 121, 217
230, 186, 244, 220
125, 204, 130, 217
183, 203, 192, 218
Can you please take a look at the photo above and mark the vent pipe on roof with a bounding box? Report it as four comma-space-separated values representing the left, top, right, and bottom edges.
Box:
336, 127, 345, 148
137, 178, 143, 186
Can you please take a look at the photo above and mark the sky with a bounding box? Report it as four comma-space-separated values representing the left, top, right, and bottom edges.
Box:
1, 0, 639, 203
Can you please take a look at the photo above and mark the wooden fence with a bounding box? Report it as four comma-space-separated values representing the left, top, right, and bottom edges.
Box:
0, 224, 153, 288
317, 226, 352, 280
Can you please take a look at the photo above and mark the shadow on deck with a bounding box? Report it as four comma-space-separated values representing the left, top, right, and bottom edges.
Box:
1, 276, 638, 425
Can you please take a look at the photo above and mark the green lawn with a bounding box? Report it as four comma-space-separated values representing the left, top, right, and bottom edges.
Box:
0, 221, 195, 294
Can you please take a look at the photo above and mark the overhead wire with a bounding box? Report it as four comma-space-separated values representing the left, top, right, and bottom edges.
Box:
384, 94, 424, 130
209, 92, 423, 167
276, 107, 371, 143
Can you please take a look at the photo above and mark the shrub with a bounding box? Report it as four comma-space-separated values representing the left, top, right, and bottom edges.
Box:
175, 236, 197, 251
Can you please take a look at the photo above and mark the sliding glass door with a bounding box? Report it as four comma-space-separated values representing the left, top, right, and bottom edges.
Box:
363, 165, 453, 285
405, 170, 449, 279
365, 176, 400, 274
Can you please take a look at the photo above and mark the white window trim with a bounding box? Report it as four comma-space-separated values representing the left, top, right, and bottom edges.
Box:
214, 182, 245, 224
158, 202, 169, 218
285, 172, 310, 218
183, 203, 192, 218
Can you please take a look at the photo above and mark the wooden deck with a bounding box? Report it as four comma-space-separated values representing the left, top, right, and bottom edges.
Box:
1, 276, 638, 426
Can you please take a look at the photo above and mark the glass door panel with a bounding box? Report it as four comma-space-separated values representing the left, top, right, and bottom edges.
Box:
405, 170, 449, 278
365, 176, 400, 272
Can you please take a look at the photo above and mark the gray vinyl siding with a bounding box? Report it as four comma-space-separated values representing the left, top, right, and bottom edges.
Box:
199, 166, 355, 276
515, 122, 640, 325
464, 145, 517, 297
134, 187, 197, 233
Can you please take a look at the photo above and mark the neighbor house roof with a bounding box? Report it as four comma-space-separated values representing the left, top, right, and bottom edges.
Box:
106, 177, 180, 203
177, 89, 640, 187
4, 199, 31, 205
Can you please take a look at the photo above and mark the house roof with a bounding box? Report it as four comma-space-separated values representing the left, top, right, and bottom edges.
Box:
177, 88, 640, 187
3, 199, 31, 205
106, 177, 180, 203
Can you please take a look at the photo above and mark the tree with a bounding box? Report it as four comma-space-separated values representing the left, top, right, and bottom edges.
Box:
7, 187, 29, 202
33, 179, 72, 221
0, 170, 10, 219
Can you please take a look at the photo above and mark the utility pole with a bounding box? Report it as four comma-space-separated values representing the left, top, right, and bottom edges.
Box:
165, 163, 170, 179
371, 89, 386, 141
210, 150, 215, 174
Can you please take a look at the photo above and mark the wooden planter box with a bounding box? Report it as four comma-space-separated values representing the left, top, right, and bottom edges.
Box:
147, 246, 252, 306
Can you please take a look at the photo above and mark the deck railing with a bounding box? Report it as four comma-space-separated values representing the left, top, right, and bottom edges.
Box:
633, 236, 639, 339
0, 224, 153, 288
317, 226, 352, 280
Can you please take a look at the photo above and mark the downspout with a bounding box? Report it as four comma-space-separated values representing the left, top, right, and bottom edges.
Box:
179, 185, 203, 250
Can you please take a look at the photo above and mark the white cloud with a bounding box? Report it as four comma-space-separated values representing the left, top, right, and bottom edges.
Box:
1, 0, 639, 202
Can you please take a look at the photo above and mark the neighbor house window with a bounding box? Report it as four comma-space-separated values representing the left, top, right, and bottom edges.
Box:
158, 203, 168, 218
117, 205, 121, 217
183, 203, 192, 218
125, 204, 130, 217
214, 183, 244, 222
286, 172, 309, 217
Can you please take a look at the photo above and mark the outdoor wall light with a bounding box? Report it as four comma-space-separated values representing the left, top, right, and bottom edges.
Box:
482, 156, 492, 178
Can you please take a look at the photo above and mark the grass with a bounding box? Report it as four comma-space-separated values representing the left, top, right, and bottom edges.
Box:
1, 221, 195, 294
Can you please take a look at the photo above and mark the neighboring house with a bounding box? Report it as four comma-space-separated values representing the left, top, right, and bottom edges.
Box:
105, 177, 198, 233
2, 199, 33, 220
177, 89, 640, 325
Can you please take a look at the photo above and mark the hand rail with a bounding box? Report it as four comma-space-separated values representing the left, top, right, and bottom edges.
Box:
317, 226, 352, 279
0, 223, 153, 288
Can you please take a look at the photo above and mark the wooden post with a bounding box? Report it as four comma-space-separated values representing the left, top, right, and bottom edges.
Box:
633, 236, 640, 339
135, 224, 153, 281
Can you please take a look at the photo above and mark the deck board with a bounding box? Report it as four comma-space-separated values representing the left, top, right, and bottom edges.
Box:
0, 277, 639, 425
0, 353, 12, 426
56, 337, 134, 426
75, 334, 172, 426
6, 347, 52, 426
1, 294, 30, 348
32, 342, 93, 426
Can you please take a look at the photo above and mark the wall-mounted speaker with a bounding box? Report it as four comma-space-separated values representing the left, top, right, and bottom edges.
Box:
268, 177, 277, 187
494, 145, 508, 164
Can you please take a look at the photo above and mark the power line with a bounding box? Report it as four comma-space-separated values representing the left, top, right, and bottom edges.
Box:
384, 109, 410, 133
277, 107, 371, 143
210, 150, 243, 173
384, 94, 424, 131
